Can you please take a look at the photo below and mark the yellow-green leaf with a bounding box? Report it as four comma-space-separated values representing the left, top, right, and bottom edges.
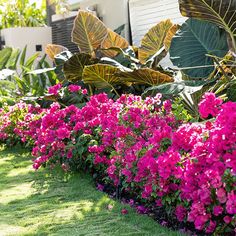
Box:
72, 11, 108, 54
118, 68, 173, 86
101, 29, 129, 57
45, 44, 68, 60
138, 19, 173, 64
164, 24, 180, 50
82, 64, 121, 89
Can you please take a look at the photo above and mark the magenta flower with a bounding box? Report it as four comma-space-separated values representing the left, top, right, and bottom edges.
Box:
198, 92, 222, 119
175, 205, 187, 222
213, 206, 223, 216
48, 83, 62, 95
68, 85, 81, 93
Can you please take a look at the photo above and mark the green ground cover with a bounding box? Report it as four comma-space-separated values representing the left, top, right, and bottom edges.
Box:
0, 146, 182, 236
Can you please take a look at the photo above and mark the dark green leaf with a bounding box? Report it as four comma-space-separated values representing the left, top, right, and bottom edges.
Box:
63, 53, 99, 82
170, 18, 229, 78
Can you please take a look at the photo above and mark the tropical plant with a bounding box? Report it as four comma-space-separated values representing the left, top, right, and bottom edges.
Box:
144, 0, 236, 118
43, 10, 178, 97
0, 46, 58, 104
167, 0, 236, 79
0, 0, 46, 29
178, 0, 236, 53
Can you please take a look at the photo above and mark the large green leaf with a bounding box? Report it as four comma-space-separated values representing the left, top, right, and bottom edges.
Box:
142, 83, 185, 98
0, 47, 12, 70
118, 68, 173, 86
63, 53, 99, 82
138, 19, 173, 64
178, 0, 236, 50
72, 11, 108, 54
82, 64, 121, 89
169, 18, 229, 78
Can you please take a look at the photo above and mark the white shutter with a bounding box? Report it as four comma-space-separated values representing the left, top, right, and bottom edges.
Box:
129, 0, 186, 46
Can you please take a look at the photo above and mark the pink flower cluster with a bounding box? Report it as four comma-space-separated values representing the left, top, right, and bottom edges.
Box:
198, 92, 223, 119
0, 90, 235, 234
0, 102, 44, 146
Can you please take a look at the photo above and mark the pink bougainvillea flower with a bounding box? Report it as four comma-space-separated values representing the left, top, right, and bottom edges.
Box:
198, 92, 222, 119
68, 85, 81, 93
48, 83, 62, 95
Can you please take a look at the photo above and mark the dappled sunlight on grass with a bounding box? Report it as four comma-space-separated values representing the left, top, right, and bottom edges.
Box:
0, 224, 27, 236
0, 183, 33, 204
6, 164, 33, 177
0, 146, 183, 236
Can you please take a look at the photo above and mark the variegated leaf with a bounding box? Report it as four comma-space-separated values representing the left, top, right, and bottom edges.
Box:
164, 24, 180, 50
101, 29, 129, 57
72, 11, 108, 54
138, 19, 173, 64
45, 44, 68, 60
118, 68, 173, 86
82, 64, 121, 89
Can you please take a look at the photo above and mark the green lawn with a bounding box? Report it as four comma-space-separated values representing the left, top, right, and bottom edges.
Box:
0, 146, 183, 236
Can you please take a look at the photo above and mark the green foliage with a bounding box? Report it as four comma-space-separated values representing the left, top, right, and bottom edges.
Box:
145, 0, 236, 117
0, 0, 46, 29
0, 46, 58, 103
63, 53, 99, 81
226, 78, 236, 102
172, 98, 194, 122
178, 0, 236, 53
169, 19, 229, 78
45, 10, 176, 97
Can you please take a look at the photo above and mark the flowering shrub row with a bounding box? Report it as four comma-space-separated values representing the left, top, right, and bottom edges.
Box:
0, 88, 235, 234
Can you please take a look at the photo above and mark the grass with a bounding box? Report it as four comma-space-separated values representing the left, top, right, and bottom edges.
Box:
0, 145, 183, 236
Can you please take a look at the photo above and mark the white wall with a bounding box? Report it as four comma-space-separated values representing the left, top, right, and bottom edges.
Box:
1, 27, 52, 61
129, 0, 186, 46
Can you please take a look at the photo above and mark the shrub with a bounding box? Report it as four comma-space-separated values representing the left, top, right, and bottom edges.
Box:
1, 91, 236, 234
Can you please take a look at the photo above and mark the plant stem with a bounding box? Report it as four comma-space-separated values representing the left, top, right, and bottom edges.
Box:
213, 58, 232, 82
89, 85, 93, 96
112, 87, 120, 97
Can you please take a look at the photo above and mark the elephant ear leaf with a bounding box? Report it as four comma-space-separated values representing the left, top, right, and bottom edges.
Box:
164, 24, 180, 50
138, 19, 173, 64
178, 0, 236, 49
169, 18, 229, 78
72, 10, 108, 54
82, 64, 121, 89
101, 29, 129, 57
118, 68, 173, 86
45, 44, 68, 60
63, 53, 99, 82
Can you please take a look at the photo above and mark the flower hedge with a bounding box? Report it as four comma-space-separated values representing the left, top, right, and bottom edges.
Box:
0, 87, 235, 235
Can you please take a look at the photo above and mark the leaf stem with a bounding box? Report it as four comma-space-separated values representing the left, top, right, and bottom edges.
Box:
213, 58, 231, 82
